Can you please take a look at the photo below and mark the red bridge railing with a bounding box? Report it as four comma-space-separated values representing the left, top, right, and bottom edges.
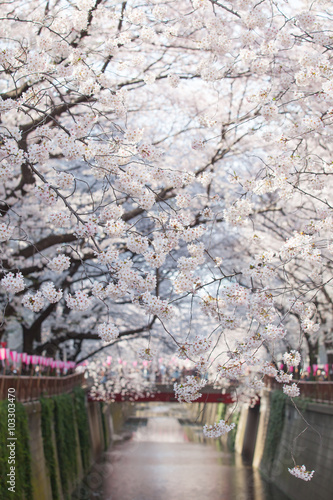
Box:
89, 383, 237, 404
0, 373, 85, 402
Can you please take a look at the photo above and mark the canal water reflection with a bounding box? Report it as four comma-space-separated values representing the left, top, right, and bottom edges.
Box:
103, 403, 290, 500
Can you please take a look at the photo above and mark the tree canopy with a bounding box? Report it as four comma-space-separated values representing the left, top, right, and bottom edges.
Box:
0, 0, 332, 398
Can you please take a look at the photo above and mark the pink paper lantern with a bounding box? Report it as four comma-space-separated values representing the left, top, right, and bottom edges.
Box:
12, 351, 19, 363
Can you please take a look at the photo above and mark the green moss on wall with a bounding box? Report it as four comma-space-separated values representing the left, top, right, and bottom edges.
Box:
73, 387, 90, 470
40, 397, 59, 500
40, 389, 91, 499
261, 390, 287, 475
0, 388, 92, 500
227, 410, 240, 452
217, 403, 227, 421
53, 394, 78, 499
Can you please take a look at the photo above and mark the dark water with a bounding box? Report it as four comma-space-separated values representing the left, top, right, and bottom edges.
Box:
74, 403, 290, 500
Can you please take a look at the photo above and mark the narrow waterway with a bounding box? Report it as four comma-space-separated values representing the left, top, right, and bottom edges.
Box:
80, 403, 290, 500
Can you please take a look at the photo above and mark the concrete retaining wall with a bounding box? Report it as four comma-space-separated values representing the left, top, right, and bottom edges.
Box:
234, 391, 333, 500
25, 390, 332, 500
24, 397, 130, 500
87, 401, 105, 462
25, 402, 53, 500
267, 402, 333, 500
187, 402, 221, 428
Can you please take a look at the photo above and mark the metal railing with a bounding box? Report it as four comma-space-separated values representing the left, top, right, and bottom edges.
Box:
89, 383, 239, 403
264, 376, 333, 403
0, 373, 85, 402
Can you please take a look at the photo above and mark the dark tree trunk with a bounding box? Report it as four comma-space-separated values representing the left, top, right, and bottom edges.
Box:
23, 325, 35, 354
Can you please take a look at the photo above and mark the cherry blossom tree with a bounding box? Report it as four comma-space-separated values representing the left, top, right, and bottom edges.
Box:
0, 1, 333, 474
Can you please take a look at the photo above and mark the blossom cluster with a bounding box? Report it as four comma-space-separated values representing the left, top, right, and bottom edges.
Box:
288, 465, 315, 481
261, 325, 287, 342
275, 371, 293, 384
283, 383, 300, 398
217, 361, 245, 380
97, 322, 119, 342
22, 291, 45, 312
203, 420, 236, 438
48, 255, 71, 273
49, 212, 71, 227
188, 335, 212, 357
195, 356, 209, 375
96, 248, 119, 265
35, 184, 57, 206
223, 199, 253, 226
0, 222, 13, 242
137, 347, 155, 361
66, 291, 92, 311
55, 171, 74, 189
1, 272, 25, 294
141, 292, 174, 321
176, 345, 190, 360
174, 376, 206, 403
41, 282, 63, 303
283, 351, 301, 368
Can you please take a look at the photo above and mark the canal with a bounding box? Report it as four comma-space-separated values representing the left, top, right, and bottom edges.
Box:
76, 403, 290, 500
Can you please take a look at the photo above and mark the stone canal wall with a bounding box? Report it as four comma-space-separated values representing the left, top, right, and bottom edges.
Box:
0, 392, 133, 500
235, 389, 333, 500
2, 389, 332, 500
25, 401, 54, 500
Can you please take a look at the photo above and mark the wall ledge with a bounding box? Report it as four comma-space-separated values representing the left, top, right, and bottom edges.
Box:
306, 402, 333, 415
